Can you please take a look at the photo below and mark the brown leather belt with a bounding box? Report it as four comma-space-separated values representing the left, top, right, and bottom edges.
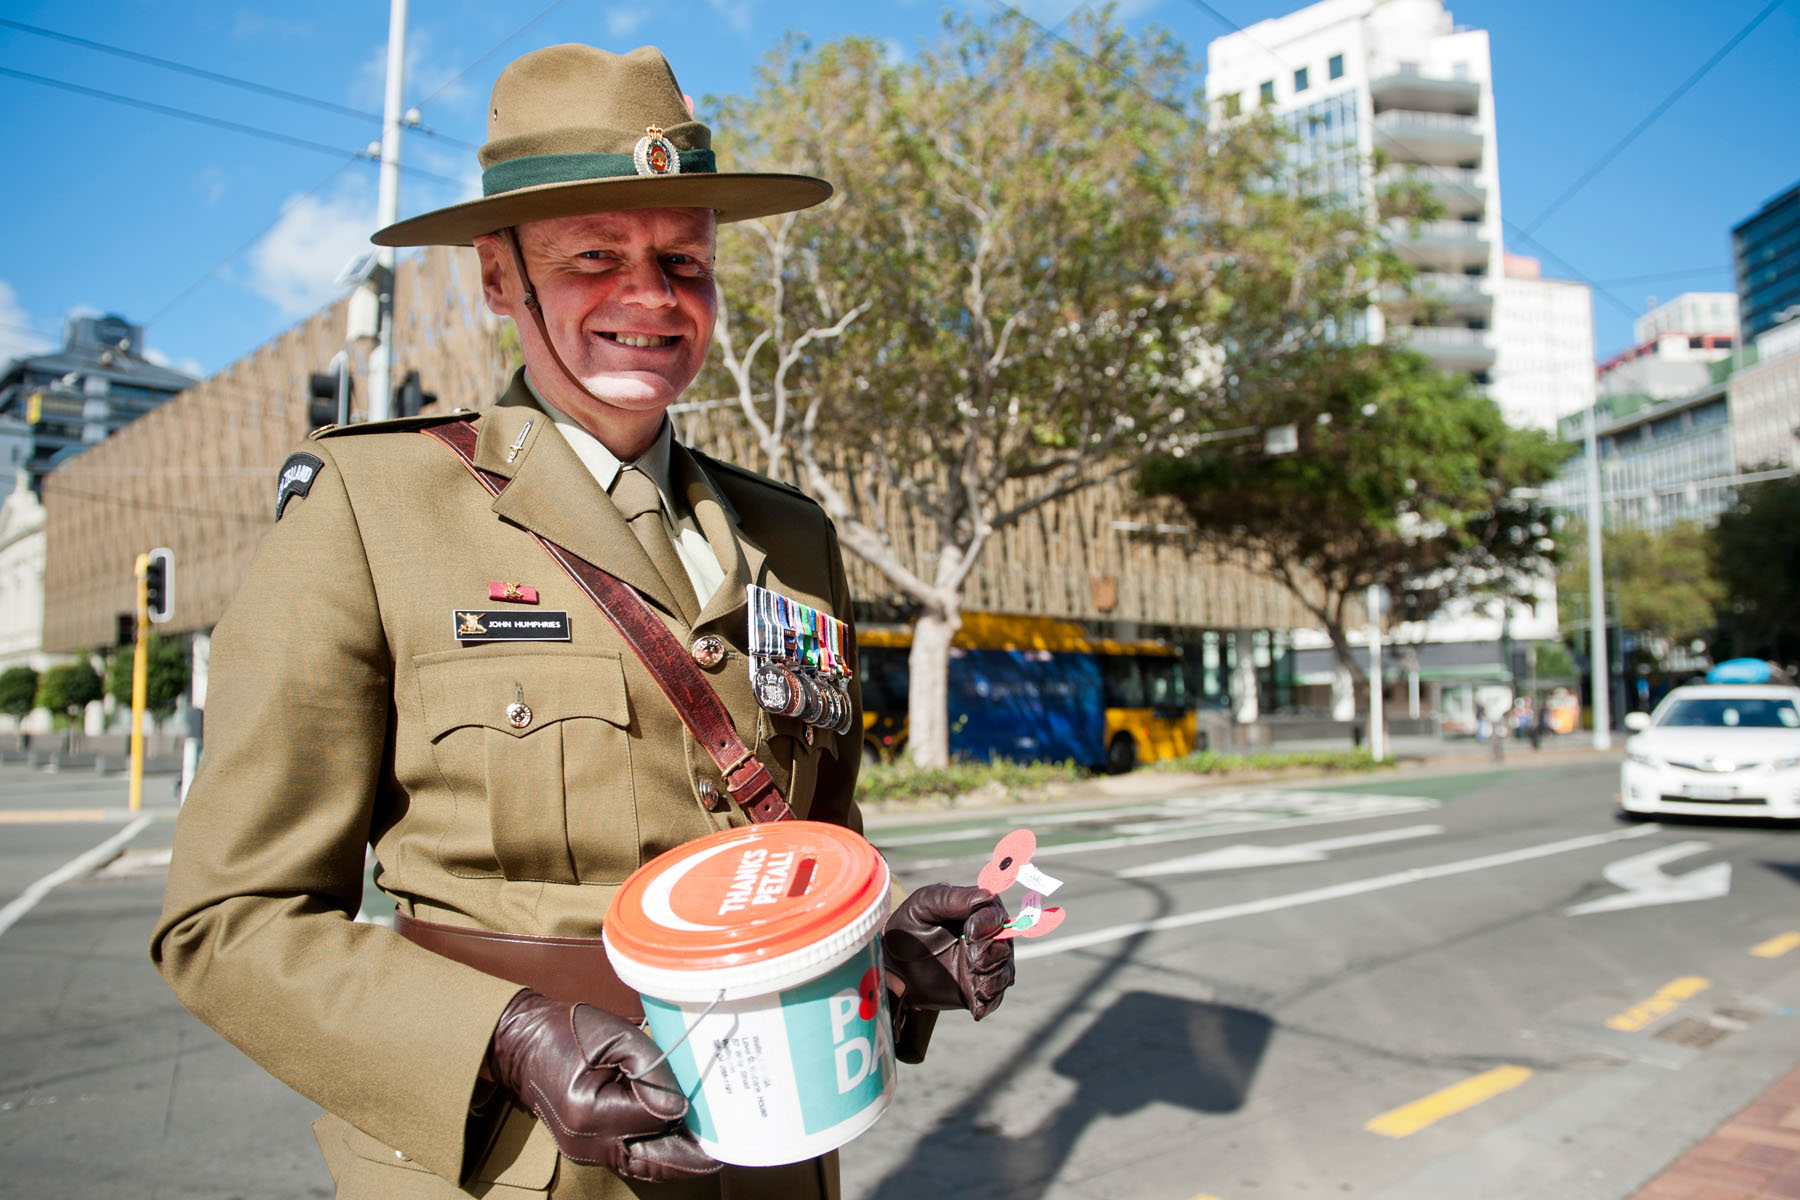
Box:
394, 912, 644, 1022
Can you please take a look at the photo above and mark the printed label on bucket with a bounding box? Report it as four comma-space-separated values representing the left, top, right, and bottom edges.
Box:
781, 941, 892, 1134
641, 937, 894, 1162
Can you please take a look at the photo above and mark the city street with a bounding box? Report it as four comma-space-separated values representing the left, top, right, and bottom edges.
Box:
4, 753, 1800, 1198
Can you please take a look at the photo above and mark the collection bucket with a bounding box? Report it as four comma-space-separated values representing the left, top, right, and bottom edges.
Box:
603, 821, 896, 1166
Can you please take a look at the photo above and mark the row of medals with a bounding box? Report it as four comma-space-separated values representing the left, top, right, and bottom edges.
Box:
753, 660, 854, 736
746, 584, 854, 737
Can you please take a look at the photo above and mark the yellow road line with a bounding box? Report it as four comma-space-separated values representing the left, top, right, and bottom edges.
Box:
1751, 933, 1800, 958
1605, 976, 1710, 1032
0, 809, 111, 824
1365, 1065, 1534, 1138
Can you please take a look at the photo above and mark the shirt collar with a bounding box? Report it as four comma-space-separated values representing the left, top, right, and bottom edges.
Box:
523, 369, 678, 515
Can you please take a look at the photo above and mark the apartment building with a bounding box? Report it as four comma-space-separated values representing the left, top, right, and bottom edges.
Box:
1206, 0, 1505, 385
1491, 254, 1597, 432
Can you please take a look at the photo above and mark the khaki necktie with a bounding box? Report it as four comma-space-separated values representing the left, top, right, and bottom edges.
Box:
612, 467, 699, 623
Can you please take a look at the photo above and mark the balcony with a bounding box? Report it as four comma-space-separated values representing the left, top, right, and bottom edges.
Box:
1379, 165, 1486, 220
1387, 218, 1491, 273
1383, 271, 1493, 320
1390, 324, 1497, 371
1370, 66, 1480, 116
1373, 109, 1483, 167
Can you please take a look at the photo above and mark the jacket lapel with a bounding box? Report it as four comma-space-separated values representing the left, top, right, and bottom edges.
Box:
474, 384, 689, 622
674, 445, 767, 632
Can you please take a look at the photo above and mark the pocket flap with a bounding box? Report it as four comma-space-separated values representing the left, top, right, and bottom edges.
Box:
318, 1108, 559, 1190
416, 651, 629, 740
768, 713, 841, 760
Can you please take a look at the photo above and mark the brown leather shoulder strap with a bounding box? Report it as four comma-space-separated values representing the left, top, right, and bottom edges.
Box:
422, 420, 792, 823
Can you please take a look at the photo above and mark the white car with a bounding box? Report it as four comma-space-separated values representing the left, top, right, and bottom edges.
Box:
1619, 684, 1800, 821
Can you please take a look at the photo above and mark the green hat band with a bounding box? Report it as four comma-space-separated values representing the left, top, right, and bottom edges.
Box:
483, 149, 719, 196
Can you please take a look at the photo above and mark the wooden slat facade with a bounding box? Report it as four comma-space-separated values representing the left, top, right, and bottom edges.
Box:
42, 246, 1312, 651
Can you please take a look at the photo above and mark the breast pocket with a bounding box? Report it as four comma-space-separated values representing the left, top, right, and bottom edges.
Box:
415, 651, 636, 884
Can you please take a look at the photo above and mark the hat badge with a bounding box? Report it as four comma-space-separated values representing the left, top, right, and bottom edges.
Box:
633, 126, 681, 177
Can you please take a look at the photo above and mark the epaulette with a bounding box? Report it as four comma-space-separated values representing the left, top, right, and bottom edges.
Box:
309, 409, 477, 440
690, 448, 814, 502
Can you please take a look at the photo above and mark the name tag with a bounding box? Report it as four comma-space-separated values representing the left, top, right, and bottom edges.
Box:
452, 609, 572, 642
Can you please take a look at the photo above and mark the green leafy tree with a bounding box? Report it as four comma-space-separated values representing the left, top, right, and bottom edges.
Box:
1711, 474, 1800, 664
702, 11, 1413, 765
37, 658, 103, 731
1137, 346, 1570, 711
0, 665, 38, 727
106, 634, 191, 720
1558, 519, 1723, 671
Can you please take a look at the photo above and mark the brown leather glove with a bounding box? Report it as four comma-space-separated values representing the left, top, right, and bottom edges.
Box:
881, 884, 1015, 1020
486, 990, 719, 1181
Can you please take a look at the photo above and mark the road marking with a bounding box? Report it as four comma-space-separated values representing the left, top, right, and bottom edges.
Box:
1565, 842, 1730, 915
0, 808, 112, 824
1752, 932, 1800, 958
891, 793, 1440, 871
1119, 824, 1444, 878
1605, 976, 1710, 1032
1015, 824, 1662, 961
1365, 1065, 1534, 1138
0, 815, 153, 939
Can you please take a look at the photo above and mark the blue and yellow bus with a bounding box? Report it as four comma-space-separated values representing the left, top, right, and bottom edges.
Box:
856, 613, 1197, 773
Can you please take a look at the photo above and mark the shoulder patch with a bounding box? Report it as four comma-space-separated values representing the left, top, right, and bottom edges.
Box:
275, 452, 325, 521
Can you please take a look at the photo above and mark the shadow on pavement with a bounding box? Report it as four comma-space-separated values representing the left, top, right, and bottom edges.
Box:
865, 983, 1272, 1200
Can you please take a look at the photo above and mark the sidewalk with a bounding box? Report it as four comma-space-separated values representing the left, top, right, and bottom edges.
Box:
1632, 1066, 1800, 1199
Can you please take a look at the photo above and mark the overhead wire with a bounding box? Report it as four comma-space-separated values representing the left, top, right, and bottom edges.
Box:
414, 0, 576, 108
0, 66, 465, 187
142, 159, 362, 330
0, 16, 480, 150
1519, 0, 1786, 236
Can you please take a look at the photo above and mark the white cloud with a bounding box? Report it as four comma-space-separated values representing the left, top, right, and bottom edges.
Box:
0, 280, 51, 364
355, 27, 471, 114
245, 184, 377, 317
143, 347, 205, 379
196, 165, 229, 207
706, 0, 754, 36
605, 7, 650, 40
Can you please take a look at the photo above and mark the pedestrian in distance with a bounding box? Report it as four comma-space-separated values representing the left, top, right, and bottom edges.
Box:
151, 43, 1014, 1200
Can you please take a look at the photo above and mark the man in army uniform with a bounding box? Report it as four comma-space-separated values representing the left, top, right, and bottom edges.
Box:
152, 43, 1013, 1199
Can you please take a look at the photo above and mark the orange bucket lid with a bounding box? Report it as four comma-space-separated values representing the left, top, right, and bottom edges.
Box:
604, 822, 890, 995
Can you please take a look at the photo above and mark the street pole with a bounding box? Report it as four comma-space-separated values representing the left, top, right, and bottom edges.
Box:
368, 0, 407, 422
1583, 403, 1611, 749
1368, 584, 1385, 763
128, 554, 148, 812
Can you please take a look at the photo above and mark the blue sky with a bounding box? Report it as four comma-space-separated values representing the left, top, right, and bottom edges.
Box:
0, 0, 1793, 380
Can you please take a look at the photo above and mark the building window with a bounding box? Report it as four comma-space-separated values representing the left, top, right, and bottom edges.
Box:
1294, 66, 1310, 92
1221, 91, 1241, 118
1259, 80, 1275, 105
1328, 53, 1345, 80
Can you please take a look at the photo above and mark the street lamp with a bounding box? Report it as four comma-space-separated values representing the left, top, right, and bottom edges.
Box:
1583, 403, 1610, 749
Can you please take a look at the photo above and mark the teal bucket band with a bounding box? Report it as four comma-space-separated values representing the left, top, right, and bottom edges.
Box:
483, 149, 719, 196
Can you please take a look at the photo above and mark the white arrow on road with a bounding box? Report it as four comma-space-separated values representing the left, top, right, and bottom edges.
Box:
1118, 823, 1445, 878
1565, 841, 1731, 915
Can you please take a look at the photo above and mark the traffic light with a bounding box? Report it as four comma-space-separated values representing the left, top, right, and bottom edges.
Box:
308, 370, 353, 428
395, 370, 436, 418
145, 547, 173, 624
116, 611, 135, 648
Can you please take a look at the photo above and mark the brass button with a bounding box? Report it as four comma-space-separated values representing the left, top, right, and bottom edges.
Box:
505, 701, 532, 729
691, 634, 726, 669
697, 779, 728, 812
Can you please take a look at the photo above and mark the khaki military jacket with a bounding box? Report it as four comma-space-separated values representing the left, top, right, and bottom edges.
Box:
152, 374, 861, 1199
